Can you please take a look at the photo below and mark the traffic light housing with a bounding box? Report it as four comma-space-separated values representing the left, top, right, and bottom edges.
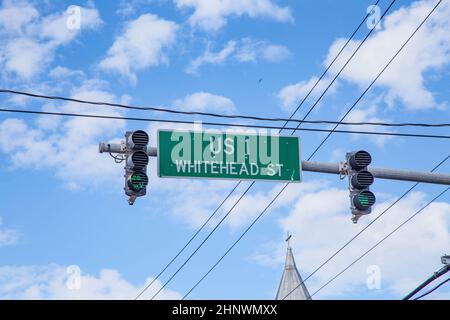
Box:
347, 150, 376, 223
124, 130, 149, 205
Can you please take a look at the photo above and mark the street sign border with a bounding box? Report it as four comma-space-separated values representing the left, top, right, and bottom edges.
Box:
157, 128, 302, 183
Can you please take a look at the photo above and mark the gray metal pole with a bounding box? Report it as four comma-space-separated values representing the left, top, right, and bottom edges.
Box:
302, 161, 450, 186
99, 143, 450, 186
99, 142, 123, 154
99, 142, 157, 157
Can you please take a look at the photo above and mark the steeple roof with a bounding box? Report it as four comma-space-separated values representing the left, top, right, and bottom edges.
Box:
275, 244, 311, 300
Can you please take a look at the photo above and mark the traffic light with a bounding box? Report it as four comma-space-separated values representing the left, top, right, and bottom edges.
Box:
124, 130, 149, 205
346, 150, 376, 223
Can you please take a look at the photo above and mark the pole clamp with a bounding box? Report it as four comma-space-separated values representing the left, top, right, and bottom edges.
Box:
339, 161, 349, 180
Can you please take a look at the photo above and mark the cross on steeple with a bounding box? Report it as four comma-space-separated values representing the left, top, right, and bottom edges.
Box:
285, 232, 292, 249
276, 232, 311, 300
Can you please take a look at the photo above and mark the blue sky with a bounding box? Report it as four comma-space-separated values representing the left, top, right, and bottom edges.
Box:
0, 0, 449, 300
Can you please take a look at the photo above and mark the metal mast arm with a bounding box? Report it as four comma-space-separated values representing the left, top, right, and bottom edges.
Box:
302, 161, 450, 185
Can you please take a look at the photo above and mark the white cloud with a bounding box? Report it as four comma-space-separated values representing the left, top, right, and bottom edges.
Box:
0, 217, 19, 247
235, 38, 290, 63
0, 79, 126, 190
220, 181, 325, 230
186, 40, 237, 74
0, 0, 39, 34
276, 75, 337, 113
174, 0, 293, 31
324, 0, 450, 110
49, 66, 85, 79
256, 186, 450, 299
340, 103, 394, 146
4, 38, 53, 79
116, 0, 156, 16
0, 264, 180, 299
173, 91, 236, 113
187, 38, 290, 74
0, 85, 240, 192
0, 2, 102, 79
37, 6, 102, 46
259, 44, 291, 62
277, 0, 450, 114
99, 14, 178, 83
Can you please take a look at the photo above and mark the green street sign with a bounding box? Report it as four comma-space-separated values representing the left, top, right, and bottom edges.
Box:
157, 129, 301, 182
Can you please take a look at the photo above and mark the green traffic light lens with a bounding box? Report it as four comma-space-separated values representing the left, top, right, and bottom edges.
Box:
353, 191, 376, 210
359, 193, 370, 205
128, 171, 149, 192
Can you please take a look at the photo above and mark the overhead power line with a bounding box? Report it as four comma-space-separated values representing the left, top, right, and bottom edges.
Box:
1, 90, 449, 128
182, 183, 290, 299
181, 0, 400, 298
134, 0, 385, 300
181, 0, 442, 298
403, 257, 450, 300
277, 0, 383, 133
287, 0, 397, 137
281, 154, 450, 300
134, 182, 241, 300
283, 0, 448, 298
1, 108, 448, 140
413, 278, 450, 300
306, 0, 442, 159
311, 186, 450, 298
179, 3, 401, 300
149, 182, 256, 300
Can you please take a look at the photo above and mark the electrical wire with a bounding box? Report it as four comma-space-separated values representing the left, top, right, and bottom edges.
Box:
0, 1, 381, 133
133, 182, 241, 300
403, 260, 450, 300
181, 0, 443, 299
311, 186, 450, 298
109, 152, 125, 163
0, 0, 442, 302
182, 183, 290, 299
277, 0, 382, 132
134, 0, 385, 300
143, 0, 444, 300
281, 154, 450, 300
2, 90, 449, 128
413, 277, 450, 300
8, 2, 439, 132
176, 5, 403, 301
0, 5, 442, 131
1, 108, 449, 140
150, 182, 256, 300
306, 0, 442, 159
281, 0, 446, 298
287, 0, 397, 136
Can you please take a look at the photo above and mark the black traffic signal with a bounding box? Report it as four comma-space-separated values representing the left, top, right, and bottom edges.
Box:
124, 130, 149, 205
347, 150, 376, 223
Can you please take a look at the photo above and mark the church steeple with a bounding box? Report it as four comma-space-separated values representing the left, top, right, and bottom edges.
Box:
275, 233, 311, 300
